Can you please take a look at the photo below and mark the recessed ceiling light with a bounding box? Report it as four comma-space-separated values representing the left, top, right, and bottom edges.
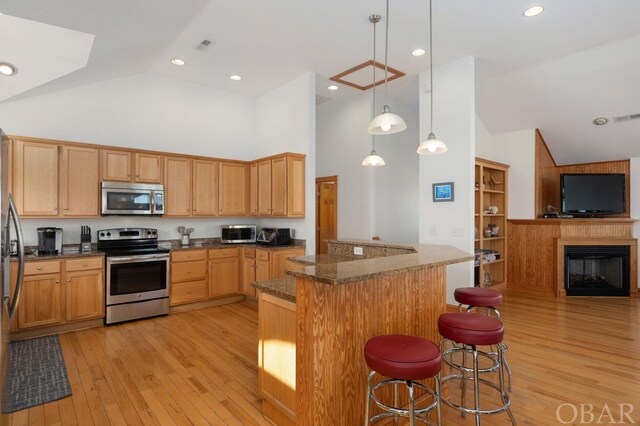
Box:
523, 6, 544, 17
593, 117, 608, 126
229, 75, 242, 81
411, 49, 426, 57
327, 85, 339, 91
0, 62, 17, 76
170, 58, 185, 66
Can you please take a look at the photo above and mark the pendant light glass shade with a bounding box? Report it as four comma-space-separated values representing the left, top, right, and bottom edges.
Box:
368, 105, 407, 135
417, 132, 447, 155
361, 149, 386, 167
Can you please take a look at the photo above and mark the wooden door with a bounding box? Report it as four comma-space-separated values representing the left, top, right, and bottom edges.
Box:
242, 249, 256, 298
218, 161, 246, 216
271, 248, 305, 279
18, 274, 64, 329
134, 153, 163, 183
316, 176, 338, 254
249, 162, 259, 216
13, 140, 59, 216
102, 149, 132, 181
208, 258, 240, 298
287, 155, 306, 217
271, 157, 287, 216
60, 145, 100, 217
257, 160, 272, 215
164, 156, 192, 216
192, 160, 219, 216
65, 269, 104, 321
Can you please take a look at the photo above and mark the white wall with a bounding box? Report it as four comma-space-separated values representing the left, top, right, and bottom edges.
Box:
316, 76, 419, 243
475, 114, 492, 159
0, 72, 316, 250
631, 157, 640, 288
419, 56, 475, 304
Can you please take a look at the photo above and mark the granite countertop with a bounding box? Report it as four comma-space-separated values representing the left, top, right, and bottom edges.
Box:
162, 238, 306, 252
288, 253, 355, 266
252, 277, 296, 302
287, 243, 473, 285
13, 249, 105, 262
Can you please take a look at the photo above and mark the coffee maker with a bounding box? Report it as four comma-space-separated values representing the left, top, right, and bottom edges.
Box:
37, 227, 63, 255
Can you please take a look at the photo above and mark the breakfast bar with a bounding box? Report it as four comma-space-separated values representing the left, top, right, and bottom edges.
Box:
253, 239, 473, 425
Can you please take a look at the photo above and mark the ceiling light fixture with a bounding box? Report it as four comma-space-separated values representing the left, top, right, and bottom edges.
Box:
412, 48, 426, 57
362, 15, 385, 167
328, 85, 339, 91
523, 5, 544, 17
368, 0, 407, 136
0, 62, 17, 76
593, 117, 608, 126
229, 75, 242, 81
170, 58, 185, 66
417, 0, 447, 155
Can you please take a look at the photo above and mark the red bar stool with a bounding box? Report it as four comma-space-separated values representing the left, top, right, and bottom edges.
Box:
438, 312, 516, 425
364, 334, 442, 426
454, 287, 513, 391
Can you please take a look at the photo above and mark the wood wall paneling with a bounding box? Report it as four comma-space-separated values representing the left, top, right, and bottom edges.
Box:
534, 129, 559, 217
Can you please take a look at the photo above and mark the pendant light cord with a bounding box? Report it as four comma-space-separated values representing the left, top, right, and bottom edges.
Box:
372, 17, 378, 150
429, 0, 434, 134
384, 0, 390, 105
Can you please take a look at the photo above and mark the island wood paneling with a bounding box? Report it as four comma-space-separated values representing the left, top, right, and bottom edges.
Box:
295, 265, 446, 425
535, 129, 559, 217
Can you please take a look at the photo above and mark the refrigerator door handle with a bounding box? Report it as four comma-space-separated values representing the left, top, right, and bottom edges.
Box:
6, 194, 25, 322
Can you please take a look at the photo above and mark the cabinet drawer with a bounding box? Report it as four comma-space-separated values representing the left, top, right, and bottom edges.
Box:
256, 250, 270, 262
171, 250, 206, 262
25, 261, 61, 276
171, 280, 207, 305
208, 248, 239, 259
243, 248, 256, 258
65, 257, 103, 272
171, 261, 207, 282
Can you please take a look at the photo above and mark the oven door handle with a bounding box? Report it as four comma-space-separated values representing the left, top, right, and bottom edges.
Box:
107, 254, 169, 264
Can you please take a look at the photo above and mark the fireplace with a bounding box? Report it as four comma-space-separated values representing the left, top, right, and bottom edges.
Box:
564, 245, 630, 296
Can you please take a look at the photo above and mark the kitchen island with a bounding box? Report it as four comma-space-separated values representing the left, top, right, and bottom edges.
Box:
253, 239, 473, 425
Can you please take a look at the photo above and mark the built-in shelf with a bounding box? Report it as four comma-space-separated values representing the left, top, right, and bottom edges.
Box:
483, 259, 505, 265
484, 189, 504, 194
483, 213, 505, 217
483, 236, 505, 241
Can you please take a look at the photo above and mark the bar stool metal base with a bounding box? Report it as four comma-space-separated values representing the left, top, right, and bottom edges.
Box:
365, 371, 442, 426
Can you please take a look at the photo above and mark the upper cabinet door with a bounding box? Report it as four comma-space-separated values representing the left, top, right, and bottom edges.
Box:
101, 149, 132, 182
249, 162, 258, 216
219, 161, 247, 216
60, 145, 100, 217
134, 153, 163, 183
13, 140, 59, 216
164, 156, 192, 216
257, 159, 272, 216
287, 155, 305, 217
192, 159, 218, 216
271, 157, 287, 217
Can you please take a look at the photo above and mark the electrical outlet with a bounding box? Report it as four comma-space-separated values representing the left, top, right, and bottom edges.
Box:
354, 247, 364, 256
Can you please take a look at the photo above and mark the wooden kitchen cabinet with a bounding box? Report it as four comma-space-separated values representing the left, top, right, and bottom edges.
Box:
170, 249, 207, 306
271, 248, 305, 279
65, 268, 104, 322
286, 155, 305, 217
13, 139, 59, 216
164, 156, 192, 216
102, 149, 163, 183
19, 273, 64, 329
242, 248, 257, 298
250, 154, 305, 218
208, 248, 240, 298
192, 159, 219, 216
248, 163, 258, 216
256, 249, 271, 282
219, 161, 247, 216
60, 145, 100, 217
271, 156, 287, 216
257, 159, 272, 215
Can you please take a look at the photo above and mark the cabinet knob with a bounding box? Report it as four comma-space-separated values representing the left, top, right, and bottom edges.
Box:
127, 173, 131, 177
187, 290, 192, 294
187, 270, 191, 274
55, 280, 60, 284
37, 266, 42, 270
136, 174, 140, 178
82, 263, 87, 267
64, 208, 69, 212
187, 255, 191, 259
67, 278, 71, 283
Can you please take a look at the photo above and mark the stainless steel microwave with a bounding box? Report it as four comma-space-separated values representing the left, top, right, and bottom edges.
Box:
221, 225, 256, 244
101, 182, 164, 215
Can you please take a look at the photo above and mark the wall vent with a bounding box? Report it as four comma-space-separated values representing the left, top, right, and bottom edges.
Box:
613, 113, 640, 123
196, 39, 214, 52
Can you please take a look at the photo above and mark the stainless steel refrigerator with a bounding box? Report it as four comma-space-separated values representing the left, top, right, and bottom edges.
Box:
0, 129, 26, 419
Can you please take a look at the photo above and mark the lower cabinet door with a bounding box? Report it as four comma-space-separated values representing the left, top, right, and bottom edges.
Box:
18, 274, 64, 329
242, 257, 256, 298
65, 269, 105, 321
171, 280, 207, 306
208, 258, 240, 298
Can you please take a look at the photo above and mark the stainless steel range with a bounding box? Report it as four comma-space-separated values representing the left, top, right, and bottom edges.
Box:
97, 228, 170, 325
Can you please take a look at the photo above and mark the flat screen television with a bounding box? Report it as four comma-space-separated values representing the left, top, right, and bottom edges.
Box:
561, 173, 626, 216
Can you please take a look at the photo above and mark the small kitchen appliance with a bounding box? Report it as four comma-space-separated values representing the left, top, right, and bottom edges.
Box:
257, 228, 292, 246
37, 227, 63, 255
221, 225, 256, 244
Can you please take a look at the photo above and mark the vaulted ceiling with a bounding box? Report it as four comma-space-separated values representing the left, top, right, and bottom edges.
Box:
1, 0, 639, 164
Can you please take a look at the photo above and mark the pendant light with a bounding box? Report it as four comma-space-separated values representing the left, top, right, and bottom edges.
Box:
362, 15, 386, 167
367, 0, 407, 136
417, 0, 448, 155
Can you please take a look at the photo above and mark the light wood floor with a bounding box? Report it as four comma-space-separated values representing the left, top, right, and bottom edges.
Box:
6, 291, 640, 425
